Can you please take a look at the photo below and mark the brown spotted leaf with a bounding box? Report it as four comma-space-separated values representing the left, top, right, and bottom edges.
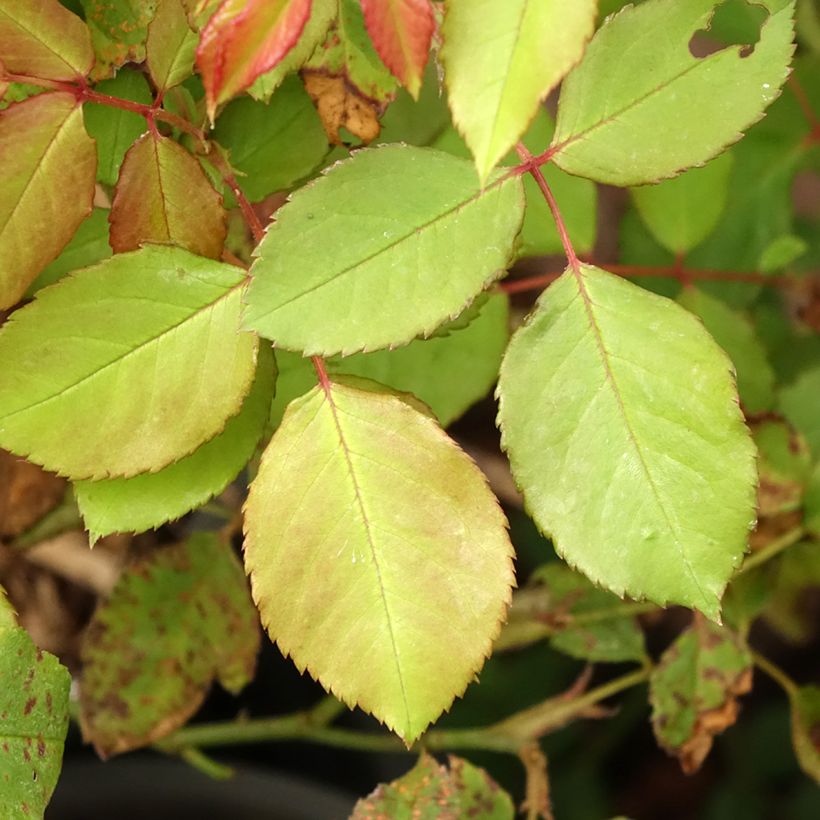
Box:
650, 617, 753, 774
351, 752, 514, 819
0, 588, 70, 819
110, 132, 227, 259
80, 0, 158, 79
789, 686, 820, 784
79, 533, 259, 757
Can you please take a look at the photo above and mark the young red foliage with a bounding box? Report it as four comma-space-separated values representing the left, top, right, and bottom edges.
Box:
196, 0, 312, 118
360, 0, 434, 98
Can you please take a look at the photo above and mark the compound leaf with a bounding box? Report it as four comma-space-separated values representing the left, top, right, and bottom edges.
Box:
360, 0, 435, 98
197, 0, 312, 118
441, 0, 596, 182
650, 618, 752, 773
552, 0, 796, 185
75, 345, 275, 540
0, 590, 70, 820
0, 0, 94, 81
0, 92, 95, 309
244, 379, 514, 743
244, 145, 523, 356
110, 131, 227, 259
79, 533, 260, 756
0, 246, 257, 480
497, 265, 757, 619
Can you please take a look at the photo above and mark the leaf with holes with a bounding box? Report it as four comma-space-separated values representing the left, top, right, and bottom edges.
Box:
147, 0, 198, 91
497, 265, 757, 618
75, 345, 275, 541
0, 589, 70, 819
352, 752, 514, 819
0, 246, 257, 480
441, 0, 596, 181
650, 618, 752, 773
197, 0, 312, 118
110, 132, 227, 259
244, 378, 514, 743
0, 0, 94, 81
79, 533, 259, 756
0, 92, 96, 309
551, 0, 796, 185
360, 0, 434, 98
244, 145, 523, 356
270, 293, 509, 429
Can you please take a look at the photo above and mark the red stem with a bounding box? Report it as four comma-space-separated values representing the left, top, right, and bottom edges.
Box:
312, 356, 332, 393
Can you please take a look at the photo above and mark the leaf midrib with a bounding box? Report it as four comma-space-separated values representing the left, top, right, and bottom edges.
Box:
570, 268, 711, 608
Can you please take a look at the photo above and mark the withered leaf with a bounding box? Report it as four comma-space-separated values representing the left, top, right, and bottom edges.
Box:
302, 70, 381, 144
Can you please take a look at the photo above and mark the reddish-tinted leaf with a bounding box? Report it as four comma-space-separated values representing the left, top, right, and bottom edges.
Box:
196, 0, 312, 118
109, 132, 227, 259
360, 0, 434, 98
0, 0, 94, 81
0, 92, 96, 309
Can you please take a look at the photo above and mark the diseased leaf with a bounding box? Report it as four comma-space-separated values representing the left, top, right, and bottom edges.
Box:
270, 293, 509, 429
82, 67, 153, 186
752, 420, 810, 516
244, 145, 523, 356
631, 152, 734, 255
0, 589, 70, 820
360, 0, 434, 98
0, 92, 96, 309
678, 287, 775, 415
650, 618, 752, 773
502, 563, 647, 663
498, 265, 757, 618
552, 0, 796, 185
28, 207, 111, 295
352, 752, 514, 819
244, 379, 514, 743
440, 0, 596, 181
0, 0, 94, 80
197, 0, 312, 118
302, 70, 382, 143
0, 246, 257, 480
0, 452, 66, 539
147, 0, 198, 91
212, 75, 327, 202
80, 533, 260, 757
75, 345, 275, 540
248, 0, 335, 100
789, 686, 820, 784
80, 0, 158, 79
110, 132, 227, 259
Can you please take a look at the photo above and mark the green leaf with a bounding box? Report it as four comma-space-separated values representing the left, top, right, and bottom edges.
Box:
779, 365, 820, 455
248, 0, 336, 100
433, 109, 597, 258
80, 0, 158, 79
762, 541, 820, 644
0, 589, 70, 820
650, 618, 752, 773
378, 62, 451, 146
678, 287, 775, 415
523, 563, 647, 663
789, 686, 820, 784
244, 145, 524, 356
75, 345, 275, 540
752, 419, 810, 516
552, 0, 796, 185
440, 0, 596, 181
109, 132, 227, 259
497, 265, 757, 618
244, 378, 514, 743
79, 533, 259, 756
83, 67, 153, 186
631, 152, 734, 255
146, 0, 198, 91
352, 752, 515, 819
212, 75, 327, 203
0, 0, 94, 80
0, 92, 96, 309
758, 233, 809, 272
270, 293, 510, 429
0, 246, 257, 480
805, 463, 820, 539
27, 207, 111, 295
